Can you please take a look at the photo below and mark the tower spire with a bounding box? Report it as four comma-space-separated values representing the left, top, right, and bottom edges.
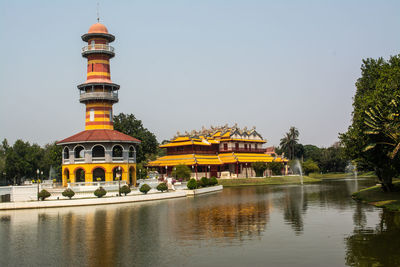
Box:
97, 3, 100, 22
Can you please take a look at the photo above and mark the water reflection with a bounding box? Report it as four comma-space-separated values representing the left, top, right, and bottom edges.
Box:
346, 210, 400, 267
0, 178, 392, 267
170, 187, 272, 243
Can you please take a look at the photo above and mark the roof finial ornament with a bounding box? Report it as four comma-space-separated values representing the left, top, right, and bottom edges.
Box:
97, 2, 100, 23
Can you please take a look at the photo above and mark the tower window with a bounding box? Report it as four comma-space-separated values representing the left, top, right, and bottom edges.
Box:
110, 110, 113, 121
91, 64, 94, 72
90, 109, 94, 121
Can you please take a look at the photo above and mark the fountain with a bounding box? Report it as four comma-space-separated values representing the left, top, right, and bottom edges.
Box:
293, 159, 304, 185
345, 162, 358, 190
345, 162, 358, 178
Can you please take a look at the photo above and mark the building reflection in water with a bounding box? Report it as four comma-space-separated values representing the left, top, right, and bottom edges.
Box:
167, 187, 272, 244
0, 204, 166, 267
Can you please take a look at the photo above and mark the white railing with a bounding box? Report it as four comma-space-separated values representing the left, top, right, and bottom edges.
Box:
80, 92, 118, 102
112, 157, 124, 162
69, 181, 127, 187
82, 44, 114, 53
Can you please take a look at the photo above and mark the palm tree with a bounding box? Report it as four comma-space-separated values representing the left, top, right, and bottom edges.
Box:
280, 127, 299, 160
364, 98, 400, 159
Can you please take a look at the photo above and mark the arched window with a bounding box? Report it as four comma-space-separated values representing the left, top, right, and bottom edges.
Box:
75, 168, 85, 183
64, 169, 70, 181
93, 167, 105, 182
129, 146, 135, 158
92, 145, 105, 158
112, 145, 123, 158
63, 147, 70, 159
113, 166, 123, 180
74, 146, 85, 159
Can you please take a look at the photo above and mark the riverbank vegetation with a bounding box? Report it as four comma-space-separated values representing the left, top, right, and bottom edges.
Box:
340, 55, 400, 191
309, 171, 377, 179
218, 176, 321, 187
352, 181, 400, 211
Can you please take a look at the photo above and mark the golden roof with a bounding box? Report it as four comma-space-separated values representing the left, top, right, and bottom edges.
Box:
148, 152, 287, 167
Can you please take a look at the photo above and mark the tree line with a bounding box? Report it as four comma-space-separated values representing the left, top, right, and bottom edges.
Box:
276, 127, 348, 175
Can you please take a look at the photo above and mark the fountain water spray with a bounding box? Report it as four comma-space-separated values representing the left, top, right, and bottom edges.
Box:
293, 159, 304, 185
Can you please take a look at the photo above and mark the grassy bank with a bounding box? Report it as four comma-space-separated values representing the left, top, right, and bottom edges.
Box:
218, 176, 321, 187
352, 181, 400, 211
309, 171, 377, 179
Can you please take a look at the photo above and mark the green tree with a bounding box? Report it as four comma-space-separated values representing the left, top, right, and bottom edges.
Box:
251, 161, 267, 177
5, 140, 43, 184
136, 162, 148, 179
340, 55, 400, 191
171, 164, 191, 181
303, 145, 322, 163
280, 127, 299, 160
268, 161, 284, 175
319, 143, 347, 173
0, 139, 8, 185
302, 159, 320, 175
113, 113, 158, 163
40, 142, 62, 181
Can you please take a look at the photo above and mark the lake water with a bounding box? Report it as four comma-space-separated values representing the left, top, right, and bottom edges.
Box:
0, 178, 399, 267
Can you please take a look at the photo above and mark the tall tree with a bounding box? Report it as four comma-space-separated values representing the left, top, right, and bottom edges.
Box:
340, 55, 400, 191
280, 126, 299, 160
113, 113, 158, 163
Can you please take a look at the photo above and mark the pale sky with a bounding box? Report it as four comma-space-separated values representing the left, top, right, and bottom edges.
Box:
1, 0, 400, 148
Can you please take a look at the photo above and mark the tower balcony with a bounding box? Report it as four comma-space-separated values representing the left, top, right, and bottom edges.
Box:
79, 91, 119, 103
82, 44, 115, 58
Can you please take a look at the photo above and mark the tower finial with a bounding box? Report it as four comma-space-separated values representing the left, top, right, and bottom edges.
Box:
97, 3, 100, 22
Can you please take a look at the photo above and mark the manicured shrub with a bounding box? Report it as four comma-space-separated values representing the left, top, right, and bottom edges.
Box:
38, 189, 51, 201
94, 187, 107, 198
119, 185, 131, 196
187, 178, 198, 190
62, 188, 75, 199
156, 182, 168, 192
200, 177, 209, 187
140, 184, 151, 194
209, 177, 218, 186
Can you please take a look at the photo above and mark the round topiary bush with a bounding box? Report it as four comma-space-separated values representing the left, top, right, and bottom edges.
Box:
140, 184, 151, 194
209, 177, 218, 186
119, 185, 131, 196
94, 187, 107, 198
200, 177, 209, 187
62, 188, 75, 199
156, 182, 168, 192
187, 178, 198, 190
38, 189, 51, 201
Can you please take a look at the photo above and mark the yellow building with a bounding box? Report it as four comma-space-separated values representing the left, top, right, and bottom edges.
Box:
148, 125, 288, 178
57, 22, 140, 187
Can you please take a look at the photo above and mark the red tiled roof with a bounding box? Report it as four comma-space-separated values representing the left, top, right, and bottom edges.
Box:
57, 129, 141, 145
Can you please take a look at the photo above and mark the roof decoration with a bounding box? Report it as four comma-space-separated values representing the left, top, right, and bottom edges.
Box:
168, 124, 266, 146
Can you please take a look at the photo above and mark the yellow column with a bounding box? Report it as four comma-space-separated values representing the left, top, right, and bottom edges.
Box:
71, 171, 76, 183
106, 171, 113, 182
86, 172, 93, 183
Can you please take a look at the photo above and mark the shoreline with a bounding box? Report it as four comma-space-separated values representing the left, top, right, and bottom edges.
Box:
352, 181, 400, 211
0, 185, 223, 211
218, 176, 321, 187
